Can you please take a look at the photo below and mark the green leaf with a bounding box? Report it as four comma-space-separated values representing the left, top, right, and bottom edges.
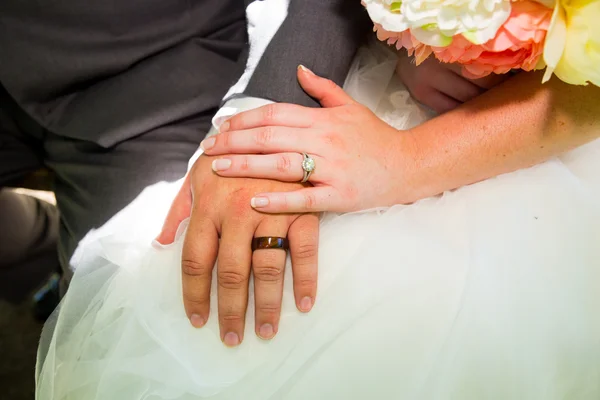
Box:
390, 2, 402, 13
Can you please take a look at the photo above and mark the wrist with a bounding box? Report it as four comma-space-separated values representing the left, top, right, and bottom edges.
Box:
392, 128, 448, 204
389, 129, 423, 204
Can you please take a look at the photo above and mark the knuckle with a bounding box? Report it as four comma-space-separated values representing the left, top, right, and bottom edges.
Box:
218, 270, 248, 289
253, 264, 284, 282
279, 194, 290, 211
240, 156, 251, 172
294, 242, 318, 260
263, 104, 278, 124
185, 296, 209, 309
255, 126, 274, 147
257, 303, 281, 315
276, 154, 292, 173
294, 276, 317, 291
181, 258, 212, 278
221, 313, 244, 323
221, 132, 232, 148
303, 193, 318, 211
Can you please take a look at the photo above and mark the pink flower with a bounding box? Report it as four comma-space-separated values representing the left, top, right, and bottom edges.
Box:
432, 1, 553, 79
372, 1, 552, 79
373, 24, 433, 65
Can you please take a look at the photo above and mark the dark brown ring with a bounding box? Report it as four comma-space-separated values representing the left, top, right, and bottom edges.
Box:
251, 237, 289, 251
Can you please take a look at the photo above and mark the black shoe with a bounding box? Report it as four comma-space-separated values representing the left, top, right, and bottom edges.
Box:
32, 273, 61, 322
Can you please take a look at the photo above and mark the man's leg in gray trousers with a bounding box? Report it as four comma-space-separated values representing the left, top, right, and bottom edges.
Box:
0, 0, 248, 292
44, 117, 207, 288
0, 87, 60, 302
0, 190, 59, 303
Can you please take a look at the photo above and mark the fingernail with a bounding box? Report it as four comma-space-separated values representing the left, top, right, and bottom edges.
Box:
298, 64, 314, 75
223, 332, 240, 347
200, 137, 215, 151
251, 197, 269, 208
300, 297, 313, 313
258, 324, 275, 340
212, 159, 231, 172
190, 314, 205, 328
219, 121, 230, 133
151, 239, 164, 250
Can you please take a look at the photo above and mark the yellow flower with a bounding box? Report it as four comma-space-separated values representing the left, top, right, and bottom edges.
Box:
542, 0, 600, 86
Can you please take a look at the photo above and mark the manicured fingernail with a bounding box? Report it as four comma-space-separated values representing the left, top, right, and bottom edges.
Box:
151, 239, 163, 250
251, 197, 269, 208
300, 297, 313, 312
298, 64, 314, 75
219, 121, 230, 133
200, 137, 215, 151
212, 159, 231, 172
258, 324, 275, 340
223, 332, 240, 347
190, 314, 205, 328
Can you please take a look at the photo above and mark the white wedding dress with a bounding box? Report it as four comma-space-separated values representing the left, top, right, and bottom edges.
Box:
36, 42, 600, 399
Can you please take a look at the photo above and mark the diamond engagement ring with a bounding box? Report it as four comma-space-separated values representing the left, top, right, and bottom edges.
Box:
301, 153, 315, 183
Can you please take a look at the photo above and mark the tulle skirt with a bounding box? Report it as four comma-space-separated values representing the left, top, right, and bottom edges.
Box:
36, 44, 600, 399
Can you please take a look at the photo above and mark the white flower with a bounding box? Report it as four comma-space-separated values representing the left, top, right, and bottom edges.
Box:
363, 0, 512, 47
363, 0, 411, 33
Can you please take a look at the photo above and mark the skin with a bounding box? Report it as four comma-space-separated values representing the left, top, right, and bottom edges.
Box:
394, 50, 509, 114
157, 56, 599, 346
155, 157, 319, 347
202, 63, 600, 213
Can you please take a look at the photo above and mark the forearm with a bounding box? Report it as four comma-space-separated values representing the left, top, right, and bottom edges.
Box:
403, 72, 600, 201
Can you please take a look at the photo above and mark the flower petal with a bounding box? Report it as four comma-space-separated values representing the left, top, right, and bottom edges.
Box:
542, 4, 567, 82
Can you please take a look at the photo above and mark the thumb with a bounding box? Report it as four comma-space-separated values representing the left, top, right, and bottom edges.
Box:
297, 65, 356, 108
154, 174, 193, 246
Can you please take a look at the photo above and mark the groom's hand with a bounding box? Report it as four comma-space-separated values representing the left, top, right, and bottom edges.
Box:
156, 155, 319, 346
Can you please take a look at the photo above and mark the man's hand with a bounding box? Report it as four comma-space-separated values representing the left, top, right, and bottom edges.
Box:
155, 155, 319, 346
396, 51, 509, 114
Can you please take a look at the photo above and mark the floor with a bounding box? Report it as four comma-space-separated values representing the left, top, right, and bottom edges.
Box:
0, 189, 56, 400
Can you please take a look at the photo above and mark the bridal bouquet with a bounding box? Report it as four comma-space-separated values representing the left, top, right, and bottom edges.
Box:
362, 0, 599, 86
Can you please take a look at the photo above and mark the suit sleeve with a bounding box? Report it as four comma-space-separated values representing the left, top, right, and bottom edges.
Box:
241, 0, 372, 107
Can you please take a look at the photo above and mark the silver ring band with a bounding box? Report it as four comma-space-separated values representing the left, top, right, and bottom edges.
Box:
301, 153, 315, 183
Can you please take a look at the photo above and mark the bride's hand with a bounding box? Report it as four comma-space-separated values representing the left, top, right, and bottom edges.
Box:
200, 66, 418, 213
396, 50, 508, 114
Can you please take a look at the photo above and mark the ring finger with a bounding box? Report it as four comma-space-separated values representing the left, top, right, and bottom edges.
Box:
211, 153, 328, 183
252, 216, 292, 340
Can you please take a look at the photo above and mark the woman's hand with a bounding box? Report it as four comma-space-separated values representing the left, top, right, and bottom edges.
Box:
396, 50, 508, 114
200, 66, 417, 213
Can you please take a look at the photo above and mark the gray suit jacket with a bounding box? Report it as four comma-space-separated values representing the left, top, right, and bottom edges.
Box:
243, 0, 371, 107
0, 0, 370, 147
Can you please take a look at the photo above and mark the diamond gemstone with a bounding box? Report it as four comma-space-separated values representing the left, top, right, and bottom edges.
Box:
302, 157, 315, 172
